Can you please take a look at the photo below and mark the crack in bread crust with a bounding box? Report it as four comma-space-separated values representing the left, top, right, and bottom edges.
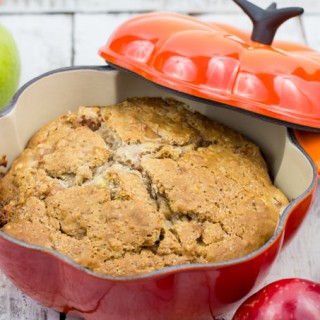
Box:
0, 97, 289, 276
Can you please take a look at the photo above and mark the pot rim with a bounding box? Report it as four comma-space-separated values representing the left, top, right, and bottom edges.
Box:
0, 65, 317, 281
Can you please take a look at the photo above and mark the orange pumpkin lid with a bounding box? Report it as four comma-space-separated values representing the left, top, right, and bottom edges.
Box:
99, 0, 320, 130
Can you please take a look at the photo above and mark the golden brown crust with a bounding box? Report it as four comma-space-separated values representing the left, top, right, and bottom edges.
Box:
0, 97, 288, 276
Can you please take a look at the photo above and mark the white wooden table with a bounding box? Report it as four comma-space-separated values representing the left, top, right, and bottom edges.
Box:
0, 1, 320, 319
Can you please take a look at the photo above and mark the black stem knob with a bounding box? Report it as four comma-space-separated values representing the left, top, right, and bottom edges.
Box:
233, 0, 304, 45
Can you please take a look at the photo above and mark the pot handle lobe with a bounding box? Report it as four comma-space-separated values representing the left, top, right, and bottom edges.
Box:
294, 130, 320, 175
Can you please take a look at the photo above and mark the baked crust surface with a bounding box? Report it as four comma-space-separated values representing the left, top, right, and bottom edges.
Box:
0, 97, 288, 276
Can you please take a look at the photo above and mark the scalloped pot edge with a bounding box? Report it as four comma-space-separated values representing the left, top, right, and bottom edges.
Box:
0, 66, 317, 320
99, 12, 320, 129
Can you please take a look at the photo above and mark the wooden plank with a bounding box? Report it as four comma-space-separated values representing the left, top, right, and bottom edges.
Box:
1, 0, 320, 14
65, 314, 83, 320
224, 188, 320, 319
0, 271, 60, 320
197, 14, 306, 43
74, 13, 319, 320
0, 7, 319, 320
302, 15, 320, 51
0, 14, 73, 86
73, 13, 136, 66
74, 11, 306, 67
55, 194, 320, 320
0, 14, 72, 318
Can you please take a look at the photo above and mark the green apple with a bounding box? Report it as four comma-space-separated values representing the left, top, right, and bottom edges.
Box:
0, 24, 20, 110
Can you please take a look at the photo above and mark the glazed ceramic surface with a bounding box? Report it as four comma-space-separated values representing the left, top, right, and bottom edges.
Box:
0, 67, 316, 319
99, 12, 320, 130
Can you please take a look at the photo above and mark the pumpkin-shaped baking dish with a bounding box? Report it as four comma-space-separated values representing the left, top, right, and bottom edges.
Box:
0, 66, 317, 320
0, 1, 320, 319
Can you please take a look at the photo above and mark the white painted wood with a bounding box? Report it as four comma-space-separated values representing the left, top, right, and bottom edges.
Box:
224, 184, 320, 319
302, 15, 320, 51
57, 185, 320, 320
0, 15, 72, 86
0, 13, 72, 320
0, 270, 61, 320
0, 0, 320, 13
73, 12, 306, 66
197, 14, 306, 43
0, 3, 320, 319
74, 13, 136, 66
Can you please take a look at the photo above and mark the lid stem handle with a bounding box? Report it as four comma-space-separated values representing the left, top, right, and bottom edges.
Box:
233, 0, 304, 45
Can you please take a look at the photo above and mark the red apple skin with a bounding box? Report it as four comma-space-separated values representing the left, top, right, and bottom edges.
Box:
232, 278, 320, 320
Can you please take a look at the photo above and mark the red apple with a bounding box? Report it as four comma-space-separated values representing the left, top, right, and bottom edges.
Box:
232, 278, 320, 320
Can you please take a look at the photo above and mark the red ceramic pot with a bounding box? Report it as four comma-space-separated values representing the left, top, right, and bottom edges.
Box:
0, 66, 317, 319
1, 1, 320, 319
